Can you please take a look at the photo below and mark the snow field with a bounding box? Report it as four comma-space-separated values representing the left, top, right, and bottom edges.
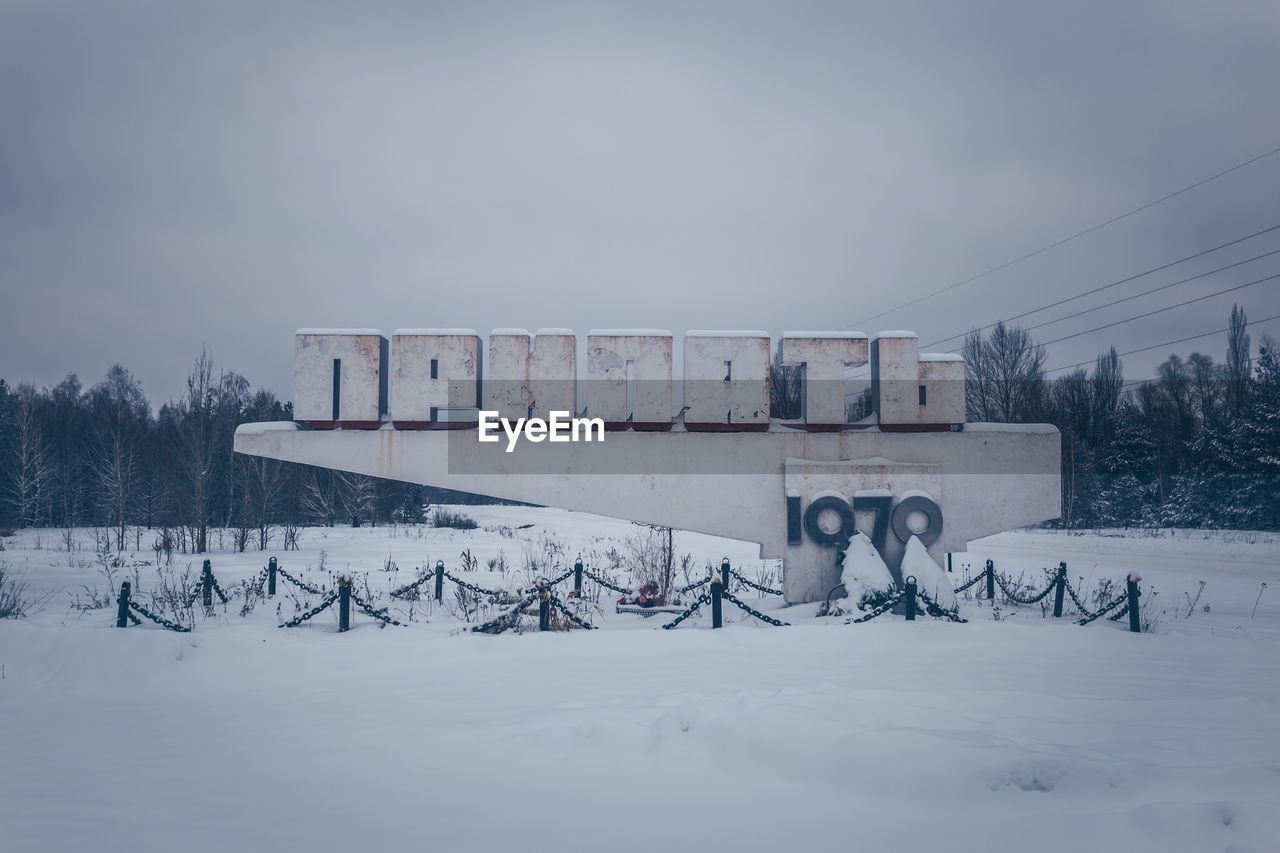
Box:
1, 509, 1278, 852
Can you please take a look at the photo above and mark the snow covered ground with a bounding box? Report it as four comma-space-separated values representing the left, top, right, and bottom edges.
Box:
1, 509, 1278, 852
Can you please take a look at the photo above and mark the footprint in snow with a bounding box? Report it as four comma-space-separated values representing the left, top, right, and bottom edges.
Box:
984, 758, 1071, 792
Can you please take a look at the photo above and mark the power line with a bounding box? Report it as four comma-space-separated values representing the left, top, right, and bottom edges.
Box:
1046, 311, 1280, 374
1021, 248, 1280, 335
924, 223, 1280, 347
848, 142, 1280, 330
1038, 272, 1279, 347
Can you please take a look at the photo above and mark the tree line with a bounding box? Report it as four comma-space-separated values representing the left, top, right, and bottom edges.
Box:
2, 305, 1277, 547
0, 350, 478, 552
962, 304, 1278, 531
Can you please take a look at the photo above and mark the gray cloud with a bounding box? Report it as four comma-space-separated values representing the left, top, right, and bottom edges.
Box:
2, 1, 1278, 402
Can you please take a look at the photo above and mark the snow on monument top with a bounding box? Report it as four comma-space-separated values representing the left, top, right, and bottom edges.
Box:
297, 328, 382, 336
783, 331, 869, 339
392, 328, 481, 337
685, 330, 770, 338
588, 329, 673, 337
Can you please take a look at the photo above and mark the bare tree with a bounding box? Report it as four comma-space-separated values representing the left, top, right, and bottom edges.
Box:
338, 470, 378, 526
1187, 352, 1219, 426
769, 346, 802, 420
217, 371, 250, 528
963, 321, 1047, 422
1226, 303, 1251, 415
173, 350, 218, 553
1157, 355, 1195, 441
85, 366, 149, 550
1089, 347, 1123, 446
300, 467, 341, 527
844, 386, 873, 422
1050, 368, 1091, 527
2, 385, 54, 527
627, 522, 675, 600
247, 455, 285, 549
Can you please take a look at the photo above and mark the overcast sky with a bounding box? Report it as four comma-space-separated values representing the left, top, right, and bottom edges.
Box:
2, 0, 1278, 405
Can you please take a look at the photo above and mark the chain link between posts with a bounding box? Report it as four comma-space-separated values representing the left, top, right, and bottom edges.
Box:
277, 567, 325, 596
1076, 592, 1128, 625
209, 577, 229, 604
279, 591, 339, 628
993, 572, 1056, 606
728, 570, 783, 597
582, 569, 630, 596
662, 592, 711, 629
1062, 577, 1098, 619
471, 592, 539, 634
676, 575, 712, 595
844, 592, 904, 624
1107, 603, 1131, 623
547, 594, 597, 630
127, 599, 191, 632
390, 571, 433, 599
953, 570, 988, 594
917, 588, 968, 623
719, 589, 789, 626
350, 590, 406, 627
444, 571, 504, 597
532, 568, 576, 591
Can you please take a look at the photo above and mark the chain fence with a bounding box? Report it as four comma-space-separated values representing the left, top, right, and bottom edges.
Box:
444, 571, 504, 598
728, 570, 783, 597
720, 589, 789, 626
844, 592, 905, 624
279, 592, 339, 628
548, 594, 597, 630
917, 588, 967, 623
676, 575, 712, 595
471, 592, 539, 635
953, 571, 987, 594
350, 590, 406, 627
992, 572, 1056, 606
390, 570, 433, 600
127, 599, 192, 633
277, 567, 325, 596
582, 569, 630, 596
109, 552, 1145, 637
662, 592, 711, 629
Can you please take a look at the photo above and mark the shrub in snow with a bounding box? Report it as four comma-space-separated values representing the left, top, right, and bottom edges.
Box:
901, 536, 956, 612
433, 509, 478, 530
0, 564, 50, 618
840, 533, 897, 610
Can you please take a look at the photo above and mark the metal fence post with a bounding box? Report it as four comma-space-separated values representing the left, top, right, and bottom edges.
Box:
986, 559, 995, 600
434, 560, 444, 602
116, 580, 132, 628
338, 577, 351, 632
202, 559, 213, 608
268, 557, 277, 596
904, 576, 917, 621
573, 559, 583, 598
538, 587, 550, 632
710, 577, 723, 629
1127, 573, 1141, 633
720, 557, 730, 588
1053, 562, 1067, 618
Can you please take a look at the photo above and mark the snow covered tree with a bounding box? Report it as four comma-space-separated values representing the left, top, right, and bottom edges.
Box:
1093, 402, 1160, 527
